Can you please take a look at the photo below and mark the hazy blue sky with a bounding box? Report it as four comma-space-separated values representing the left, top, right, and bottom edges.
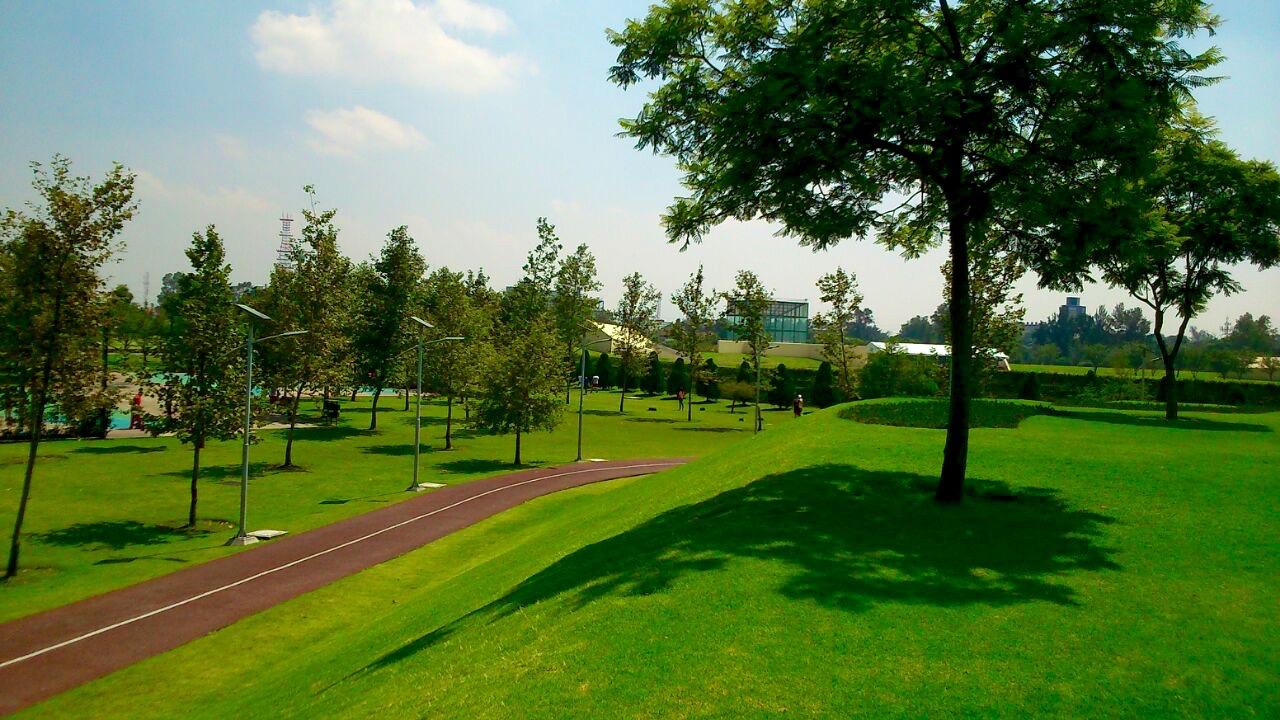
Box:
1, 0, 1276, 330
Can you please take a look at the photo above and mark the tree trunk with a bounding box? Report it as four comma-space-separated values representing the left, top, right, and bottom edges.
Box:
403, 384, 410, 411
618, 370, 627, 413
445, 395, 453, 450
1151, 308, 1190, 421
514, 428, 521, 465
350, 386, 358, 402
187, 435, 201, 528
937, 207, 972, 504
6, 389, 47, 579
687, 370, 694, 422
369, 386, 382, 430
284, 383, 303, 467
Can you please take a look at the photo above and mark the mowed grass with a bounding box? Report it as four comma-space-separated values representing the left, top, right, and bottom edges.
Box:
0, 390, 790, 621
703, 350, 824, 370
20, 402, 1279, 718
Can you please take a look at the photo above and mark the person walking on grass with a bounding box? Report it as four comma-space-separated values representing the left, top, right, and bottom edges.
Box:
677, 388, 685, 411
793, 394, 803, 418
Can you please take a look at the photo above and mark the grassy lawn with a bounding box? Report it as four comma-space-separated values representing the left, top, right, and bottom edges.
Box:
19, 401, 1278, 718
1011, 362, 1278, 384
0, 390, 791, 621
702, 351, 824, 371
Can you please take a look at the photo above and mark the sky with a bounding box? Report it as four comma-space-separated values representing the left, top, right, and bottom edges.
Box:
1, 0, 1277, 331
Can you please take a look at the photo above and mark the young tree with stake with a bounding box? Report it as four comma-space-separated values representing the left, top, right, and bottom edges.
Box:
723, 271, 772, 432
258, 197, 354, 464
670, 265, 716, 420
613, 272, 662, 412
811, 268, 864, 401
352, 226, 426, 430
553, 243, 602, 403
151, 226, 245, 528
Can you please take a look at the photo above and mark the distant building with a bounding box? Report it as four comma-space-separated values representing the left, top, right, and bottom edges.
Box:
718, 298, 810, 343
1059, 296, 1086, 319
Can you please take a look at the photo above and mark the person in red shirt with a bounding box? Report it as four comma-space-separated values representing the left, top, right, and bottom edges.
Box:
792, 394, 804, 418
129, 389, 144, 429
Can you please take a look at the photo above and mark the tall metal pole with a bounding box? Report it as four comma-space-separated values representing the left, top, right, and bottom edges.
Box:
576, 342, 587, 461
230, 322, 257, 545
411, 333, 424, 490
754, 345, 762, 434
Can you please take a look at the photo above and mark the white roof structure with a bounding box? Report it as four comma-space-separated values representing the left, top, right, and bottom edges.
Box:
868, 342, 1009, 360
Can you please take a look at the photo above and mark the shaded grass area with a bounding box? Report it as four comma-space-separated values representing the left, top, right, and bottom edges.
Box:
23, 405, 1280, 719
0, 390, 790, 621
841, 398, 1055, 428
841, 398, 1273, 433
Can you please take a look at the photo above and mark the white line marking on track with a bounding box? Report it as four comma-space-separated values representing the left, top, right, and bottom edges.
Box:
0, 462, 679, 670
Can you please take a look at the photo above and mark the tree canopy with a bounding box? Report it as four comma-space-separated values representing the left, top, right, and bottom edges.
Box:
609, 0, 1220, 500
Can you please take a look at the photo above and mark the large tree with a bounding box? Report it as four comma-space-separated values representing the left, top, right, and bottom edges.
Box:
608, 0, 1219, 501
669, 265, 717, 419
353, 225, 427, 430
722, 270, 772, 432
811, 268, 863, 400
552, 243, 602, 403
613, 272, 662, 412
152, 226, 245, 528
1099, 117, 1280, 419
259, 198, 354, 465
1, 157, 135, 579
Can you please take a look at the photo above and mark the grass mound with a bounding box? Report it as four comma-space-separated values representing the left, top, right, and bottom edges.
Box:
840, 398, 1053, 428
24, 406, 1280, 719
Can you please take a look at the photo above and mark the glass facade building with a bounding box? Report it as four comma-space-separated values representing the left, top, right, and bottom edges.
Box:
719, 299, 811, 343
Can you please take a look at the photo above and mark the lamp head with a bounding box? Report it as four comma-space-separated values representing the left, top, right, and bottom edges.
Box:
236, 304, 271, 322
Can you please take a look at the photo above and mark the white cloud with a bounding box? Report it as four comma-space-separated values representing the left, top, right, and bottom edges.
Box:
305, 106, 427, 157
251, 0, 529, 93
214, 133, 249, 160
134, 169, 273, 212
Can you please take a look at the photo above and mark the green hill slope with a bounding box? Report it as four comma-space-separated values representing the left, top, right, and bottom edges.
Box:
24, 404, 1280, 719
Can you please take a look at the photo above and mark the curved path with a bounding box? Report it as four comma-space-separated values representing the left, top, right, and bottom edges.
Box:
0, 458, 686, 714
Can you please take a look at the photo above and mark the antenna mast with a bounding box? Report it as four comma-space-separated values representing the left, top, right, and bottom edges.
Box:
275, 213, 296, 270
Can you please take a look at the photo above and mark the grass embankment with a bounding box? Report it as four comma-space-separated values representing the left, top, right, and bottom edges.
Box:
0, 390, 790, 621
22, 402, 1279, 718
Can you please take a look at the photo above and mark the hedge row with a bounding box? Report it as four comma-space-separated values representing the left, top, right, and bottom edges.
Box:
986, 370, 1280, 407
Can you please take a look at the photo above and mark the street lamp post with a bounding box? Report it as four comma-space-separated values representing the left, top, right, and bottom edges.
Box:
227, 304, 306, 546
407, 316, 463, 492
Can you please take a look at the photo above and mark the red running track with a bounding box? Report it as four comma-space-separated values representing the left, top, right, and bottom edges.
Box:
0, 458, 686, 714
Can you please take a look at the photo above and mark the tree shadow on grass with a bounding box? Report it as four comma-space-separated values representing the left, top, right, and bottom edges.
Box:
363, 463, 1118, 672
161, 462, 271, 484
1052, 410, 1270, 433
73, 444, 166, 455
626, 417, 677, 424
319, 490, 404, 505
35, 520, 212, 551
673, 427, 743, 433
289, 426, 374, 442
437, 459, 533, 474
